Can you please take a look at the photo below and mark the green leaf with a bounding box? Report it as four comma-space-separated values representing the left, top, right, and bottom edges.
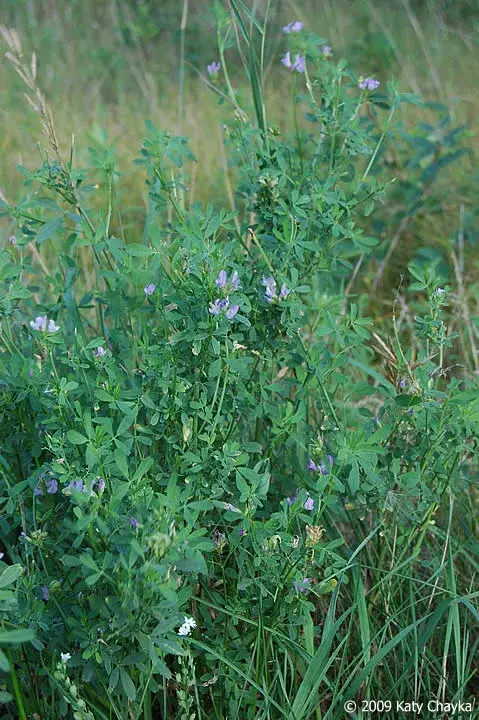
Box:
395, 394, 422, 407
36, 216, 63, 243
114, 449, 129, 478
132, 457, 154, 483
67, 430, 88, 445
0, 650, 9, 672
348, 459, 360, 494
120, 667, 136, 700
0, 564, 23, 588
0, 628, 35, 645
126, 243, 153, 257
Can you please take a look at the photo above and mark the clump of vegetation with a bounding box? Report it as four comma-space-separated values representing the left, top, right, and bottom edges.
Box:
0, 4, 477, 719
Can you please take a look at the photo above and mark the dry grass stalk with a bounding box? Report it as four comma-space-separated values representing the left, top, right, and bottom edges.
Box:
0, 24, 60, 160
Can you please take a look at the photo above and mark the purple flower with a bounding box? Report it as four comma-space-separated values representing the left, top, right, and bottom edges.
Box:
0, 553, 4, 560
293, 578, 311, 593
319, 455, 334, 476
207, 61, 221, 77
46, 478, 58, 494
281, 51, 293, 69
30, 315, 47, 332
230, 271, 241, 292
281, 52, 305, 73
34, 485, 43, 497
66, 480, 86, 494
130, 517, 140, 529
41, 585, 49, 602
216, 270, 241, 293
292, 54, 306, 73
321, 45, 333, 57
307, 459, 318, 472
261, 276, 290, 303
359, 77, 380, 91
399, 378, 406, 389
97, 477, 105, 494
262, 276, 277, 302
209, 296, 239, 321
286, 495, 297, 506
238, 527, 245, 536
283, 20, 304, 33
209, 297, 229, 316
304, 494, 315, 511
144, 283, 156, 296
408, 408, 415, 417
225, 304, 239, 320
209, 299, 223, 316
94, 346, 106, 358
9, 235, 16, 245
30, 315, 59, 333
215, 270, 228, 289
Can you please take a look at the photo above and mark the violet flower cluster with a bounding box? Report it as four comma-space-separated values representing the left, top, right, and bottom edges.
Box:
216, 269, 241, 293
286, 493, 315, 511
209, 269, 240, 320
207, 61, 221, 77
293, 578, 311, 593
359, 77, 380, 91
307, 455, 334, 476
30, 315, 60, 333
35, 473, 107, 499
261, 276, 290, 303
282, 20, 303, 33
281, 51, 305, 73
304, 493, 315, 511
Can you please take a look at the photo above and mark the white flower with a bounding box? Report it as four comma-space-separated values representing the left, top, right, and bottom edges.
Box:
60, 652, 71, 664
178, 616, 197, 636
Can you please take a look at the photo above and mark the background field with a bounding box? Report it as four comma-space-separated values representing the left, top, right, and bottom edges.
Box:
2, 0, 478, 202
3, 0, 479, 351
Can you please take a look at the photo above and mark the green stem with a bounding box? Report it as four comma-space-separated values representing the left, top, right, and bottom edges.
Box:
362, 104, 396, 181
250, 230, 275, 275
7, 651, 27, 720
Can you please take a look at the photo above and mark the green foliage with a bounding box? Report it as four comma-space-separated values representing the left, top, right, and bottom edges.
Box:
0, 4, 478, 719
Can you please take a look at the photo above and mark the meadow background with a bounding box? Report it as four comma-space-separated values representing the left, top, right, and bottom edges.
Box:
2, 1, 478, 207
1, 1, 479, 719
2, 0, 479, 309
1, 0, 478, 309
